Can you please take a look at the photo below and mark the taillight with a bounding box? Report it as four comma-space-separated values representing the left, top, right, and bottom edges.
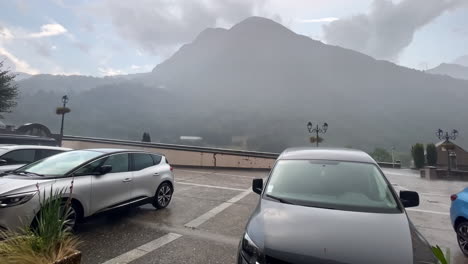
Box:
170, 166, 173, 172
451, 194, 458, 201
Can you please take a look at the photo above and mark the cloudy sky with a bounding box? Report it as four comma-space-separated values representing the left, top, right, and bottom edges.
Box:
1, 0, 467, 76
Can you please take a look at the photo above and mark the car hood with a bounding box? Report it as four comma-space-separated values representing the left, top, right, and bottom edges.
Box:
0, 175, 54, 196
246, 199, 436, 264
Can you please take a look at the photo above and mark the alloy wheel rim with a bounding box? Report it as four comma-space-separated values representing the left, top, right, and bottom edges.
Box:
64, 206, 76, 231
458, 224, 468, 253
158, 185, 172, 207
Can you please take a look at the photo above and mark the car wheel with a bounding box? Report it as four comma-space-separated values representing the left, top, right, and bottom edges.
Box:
457, 221, 468, 256
31, 201, 79, 232
153, 182, 173, 209
62, 202, 78, 231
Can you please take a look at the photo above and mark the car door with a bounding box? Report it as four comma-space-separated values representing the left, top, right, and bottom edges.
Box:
75, 153, 132, 214
131, 153, 163, 199
0, 149, 37, 172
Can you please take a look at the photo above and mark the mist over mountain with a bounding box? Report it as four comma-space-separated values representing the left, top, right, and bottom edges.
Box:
427, 63, 468, 80
6, 17, 468, 153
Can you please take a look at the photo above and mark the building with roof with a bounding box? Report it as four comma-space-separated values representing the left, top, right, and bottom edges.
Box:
436, 140, 468, 170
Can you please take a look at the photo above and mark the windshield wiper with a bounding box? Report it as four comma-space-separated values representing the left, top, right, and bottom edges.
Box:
23, 171, 44, 177
13, 171, 44, 177
265, 194, 294, 204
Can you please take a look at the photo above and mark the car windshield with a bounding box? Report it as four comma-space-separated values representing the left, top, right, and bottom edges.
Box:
264, 160, 400, 213
17, 150, 102, 176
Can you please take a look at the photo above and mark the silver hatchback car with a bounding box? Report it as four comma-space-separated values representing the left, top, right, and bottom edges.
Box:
0, 148, 174, 231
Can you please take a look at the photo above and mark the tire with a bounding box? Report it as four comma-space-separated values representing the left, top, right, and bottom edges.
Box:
63, 202, 79, 231
153, 182, 173, 209
456, 221, 468, 257
31, 201, 79, 232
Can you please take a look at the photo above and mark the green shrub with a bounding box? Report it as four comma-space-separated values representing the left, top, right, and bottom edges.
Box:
412, 143, 425, 169
426, 143, 438, 166
370, 148, 392, 162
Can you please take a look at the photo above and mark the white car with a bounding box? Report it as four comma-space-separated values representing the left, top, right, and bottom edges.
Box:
0, 148, 174, 231
0, 145, 71, 172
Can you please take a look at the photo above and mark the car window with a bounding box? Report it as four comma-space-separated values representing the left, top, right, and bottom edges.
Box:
151, 154, 162, 165
74, 158, 104, 176
0, 149, 36, 165
102, 154, 129, 173
38, 149, 64, 160
133, 153, 154, 171
264, 160, 399, 213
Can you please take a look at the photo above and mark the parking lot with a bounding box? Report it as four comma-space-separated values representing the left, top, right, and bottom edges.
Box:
75, 167, 468, 264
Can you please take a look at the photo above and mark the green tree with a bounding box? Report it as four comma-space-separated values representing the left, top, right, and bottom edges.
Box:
0, 61, 19, 117
426, 143, 438, 166
142, 132, 151, 142
370, 148, 392, 162
412, 143, 425, 169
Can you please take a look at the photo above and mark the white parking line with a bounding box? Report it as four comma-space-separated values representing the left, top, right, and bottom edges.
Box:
176, 181, 246, 192
185, 189, 251, 228
101, 233, 182, 264
406, 208, 450, 216
176, 169, 259, 179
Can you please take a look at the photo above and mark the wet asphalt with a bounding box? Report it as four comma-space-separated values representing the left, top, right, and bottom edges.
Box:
75, 168, 468, 264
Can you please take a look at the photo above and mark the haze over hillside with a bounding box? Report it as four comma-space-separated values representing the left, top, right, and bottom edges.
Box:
6, 17, 468, 153
427, 63, 468, 80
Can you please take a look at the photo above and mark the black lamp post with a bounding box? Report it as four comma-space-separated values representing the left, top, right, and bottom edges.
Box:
307, 122, 328, 147
436, 128, 458, 174
59, 95, 69, 145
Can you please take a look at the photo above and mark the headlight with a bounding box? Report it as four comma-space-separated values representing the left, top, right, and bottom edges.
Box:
0, 191, 37, 208
241, 233, 264, 264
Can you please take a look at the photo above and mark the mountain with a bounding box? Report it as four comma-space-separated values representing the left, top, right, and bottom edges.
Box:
6, 17, 468, 153
427, 63, 468, 80
13, 72, 33, 81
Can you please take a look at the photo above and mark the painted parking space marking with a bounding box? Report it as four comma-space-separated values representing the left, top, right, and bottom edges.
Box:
101, 233, 182, 264
176, 169, 259, 179
175, 181, 246, 191
184, 189, 251, 229
406, 208, 450, 216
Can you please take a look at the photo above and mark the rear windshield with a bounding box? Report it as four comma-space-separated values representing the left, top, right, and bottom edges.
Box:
264, 160, 400, 213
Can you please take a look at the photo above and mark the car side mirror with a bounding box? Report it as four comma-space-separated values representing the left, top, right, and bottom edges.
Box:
252, 179, 263, 195
400, 190, 419, 208
0, 159, 6, 165
97, 165, 112, 175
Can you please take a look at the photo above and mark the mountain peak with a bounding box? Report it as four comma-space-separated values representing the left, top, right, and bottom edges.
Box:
229, 16, 295, 36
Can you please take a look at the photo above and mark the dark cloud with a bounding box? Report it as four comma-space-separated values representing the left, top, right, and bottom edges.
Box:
75, 42, 90, 53
454, 55, 468, 66
323, 0, 468, 61
34, 42, 52, 57
101, 0, 268, 55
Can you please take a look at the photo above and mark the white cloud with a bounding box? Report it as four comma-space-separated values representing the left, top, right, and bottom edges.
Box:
299, 17, 339, 23
0, 47, 39, 74
98, 67, 125, 76
97, 0, 269, 55
51, 45, 57, 50
28, 24, 67, 38
130, 65, 140, 70
323, 0, 468, 61
0, 27, 14, 40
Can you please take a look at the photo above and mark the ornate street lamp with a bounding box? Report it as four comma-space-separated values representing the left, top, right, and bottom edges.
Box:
56, 95, 71, 146
307, 122, 328, 147
436, 128, 459, 174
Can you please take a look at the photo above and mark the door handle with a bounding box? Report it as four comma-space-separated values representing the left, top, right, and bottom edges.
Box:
153, 172, 160, 176
122, 178, 132, 182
